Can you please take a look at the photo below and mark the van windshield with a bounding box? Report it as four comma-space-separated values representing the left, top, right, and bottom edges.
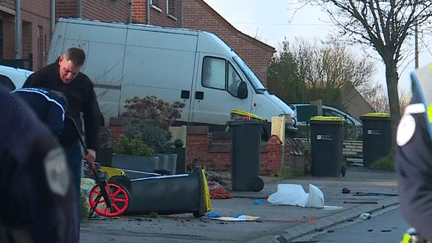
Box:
233, 56, 267, 93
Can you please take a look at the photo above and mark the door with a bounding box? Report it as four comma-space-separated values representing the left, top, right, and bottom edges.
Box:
191, 55, 253, 125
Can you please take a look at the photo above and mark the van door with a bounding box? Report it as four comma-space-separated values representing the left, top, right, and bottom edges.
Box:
191, 55, 253, 126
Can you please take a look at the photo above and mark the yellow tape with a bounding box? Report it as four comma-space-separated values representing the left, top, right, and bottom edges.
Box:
401, 234, 411, 243
428, 104, 432, 123
201, 168, 212, 212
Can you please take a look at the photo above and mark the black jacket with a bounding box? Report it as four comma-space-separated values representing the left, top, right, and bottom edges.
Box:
23, 61, 101, 150
396, 89, 432, 242
0, 86, 78, 243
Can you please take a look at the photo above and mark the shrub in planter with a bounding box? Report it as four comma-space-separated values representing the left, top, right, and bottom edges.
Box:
114, 133, 154, 157
120, 95, 185, 154
123, 95, 185, 130
123, 120, 174, 154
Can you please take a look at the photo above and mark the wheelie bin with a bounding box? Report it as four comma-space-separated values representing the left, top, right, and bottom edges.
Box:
309, 116, 344, 177
360, 113, 391, 167
227, 120, 264, 192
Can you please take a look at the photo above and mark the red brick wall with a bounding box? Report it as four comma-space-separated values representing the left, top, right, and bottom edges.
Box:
132, 0, 147, 23
186, 129, 291, 176
260, 136, 284, 176
182, 0, 274, 87
56, 0, 129, 23
0, 0, 52, 69
147, 0, 181, 27
56, 0, 78, 19
1, 0, 15, 10
186, 133, 231, 171
82, 0, 129, 23
2, 20, 15, 59
108, 123, 306, 176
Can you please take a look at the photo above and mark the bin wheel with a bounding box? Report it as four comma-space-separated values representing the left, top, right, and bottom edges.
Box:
193, 211, 204, 218
248, 178, 264, 192
89, 182, 130, 217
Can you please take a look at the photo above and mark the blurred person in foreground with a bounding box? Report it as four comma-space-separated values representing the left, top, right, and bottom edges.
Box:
0, 85, 78, 242
396, 63, 432, 243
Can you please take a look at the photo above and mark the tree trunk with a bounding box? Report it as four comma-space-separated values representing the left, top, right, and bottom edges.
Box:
384, 60, 401, 152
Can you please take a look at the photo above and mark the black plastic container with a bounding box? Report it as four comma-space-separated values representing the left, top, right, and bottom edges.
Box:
125, 169, 208, 217
226, 120, 264, 192
309, 117, 344, 177
360, 114, 391, 167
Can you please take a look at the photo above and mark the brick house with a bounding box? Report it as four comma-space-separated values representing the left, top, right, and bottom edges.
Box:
0, 0, 52, 70
56, 0, 129, 23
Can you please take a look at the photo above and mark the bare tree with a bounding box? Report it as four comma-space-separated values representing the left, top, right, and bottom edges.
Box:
300, 0, 432, 134
360, 83, 390, 113
268, 38, 376, 110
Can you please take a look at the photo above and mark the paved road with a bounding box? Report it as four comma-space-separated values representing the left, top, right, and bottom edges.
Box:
292, 205, 410, 243
80, 166, 399, 242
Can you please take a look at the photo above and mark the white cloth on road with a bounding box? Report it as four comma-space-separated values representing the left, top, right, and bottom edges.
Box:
267, 184, 324, 208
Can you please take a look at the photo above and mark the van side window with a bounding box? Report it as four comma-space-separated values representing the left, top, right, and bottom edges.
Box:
227, 63, 242, 97
202, 57, 225, 90
0, 75, 16, 91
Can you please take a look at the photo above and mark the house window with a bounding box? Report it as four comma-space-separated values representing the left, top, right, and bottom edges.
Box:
152, 0, 161, 11
167, 0, 176, 17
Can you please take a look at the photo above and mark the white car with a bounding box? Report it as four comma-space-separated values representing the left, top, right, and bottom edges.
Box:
0, 65, 33, 91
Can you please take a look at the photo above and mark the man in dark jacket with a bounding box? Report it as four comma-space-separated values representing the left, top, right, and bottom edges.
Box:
396, 63, 432, 242
0, 85, 78, 242
23, 48, 101, 239
23, 47, 101, 190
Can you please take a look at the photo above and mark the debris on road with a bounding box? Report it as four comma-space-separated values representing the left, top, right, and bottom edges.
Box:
267, 184, 324, 208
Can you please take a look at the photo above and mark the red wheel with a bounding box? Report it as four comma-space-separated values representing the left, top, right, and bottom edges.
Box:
89, 182, 130, 217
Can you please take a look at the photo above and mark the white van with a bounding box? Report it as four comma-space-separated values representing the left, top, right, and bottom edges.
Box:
48, 18, 297, 135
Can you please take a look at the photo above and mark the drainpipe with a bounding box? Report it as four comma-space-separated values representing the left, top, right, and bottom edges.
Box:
147, 0, 150, 24
128, 0, 132, 23
179, 0, 183, 28
51, 0, 55, 35
15, 0, 21, 59
78, 0, 83, 18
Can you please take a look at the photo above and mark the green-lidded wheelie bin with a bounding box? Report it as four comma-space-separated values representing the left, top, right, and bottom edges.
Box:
360, 113, 391, 167
309, 116, 344, 177
226, 119, 264, 192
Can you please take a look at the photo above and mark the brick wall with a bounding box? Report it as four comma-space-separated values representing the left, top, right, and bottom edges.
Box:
22, 0, 51, 69
182, 0, 275, 87
82, 0, 129, 23
0, 0, 51, 69
147, 0, 181, 27
132, 0, 147, 23
3, 21, 15, 59
1, 0, 15, 10
56, 1, 78, 19
56, 0, 129, 23
185, 126, 306, 176
108, 121, 307, 176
